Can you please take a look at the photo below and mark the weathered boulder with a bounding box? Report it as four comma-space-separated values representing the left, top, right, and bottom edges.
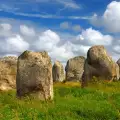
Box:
117, 59, 120, 67
65, 56, 85, 81
115, 63, 120, 80
117, 59, 120, 80
52, 61, 65, 82
82, 45, 119, 87
0, 56, 17, 91
16, 51, 53, 100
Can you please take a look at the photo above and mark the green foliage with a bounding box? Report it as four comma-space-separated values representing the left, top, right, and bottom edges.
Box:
0, 82, 120, 119
91, 76, 99, 83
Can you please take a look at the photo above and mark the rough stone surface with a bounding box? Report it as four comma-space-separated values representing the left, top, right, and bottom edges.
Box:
82, 45, 119, 87
117, 59, 120, 80
65, 56, 85, 81
115, 63, 120, 80
52, 61, 65, 82
16, 51, 53, 100
0, 56, 17, 91
117, 59, 120, 67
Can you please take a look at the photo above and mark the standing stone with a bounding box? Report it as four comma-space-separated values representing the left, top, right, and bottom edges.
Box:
65, 56, 85, 81
0, 56, 17, 91
52, 61, 65, 82
115, 63, 119, 80
117, 59, 120, 80
82, 45, 119, 87
117, 59, 120, 67
16, 51, 53, 100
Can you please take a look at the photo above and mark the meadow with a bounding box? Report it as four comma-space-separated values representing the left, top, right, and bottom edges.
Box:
0, 81, 120, 120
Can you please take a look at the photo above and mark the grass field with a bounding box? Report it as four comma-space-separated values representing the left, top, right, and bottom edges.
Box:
0, 81, 120, 120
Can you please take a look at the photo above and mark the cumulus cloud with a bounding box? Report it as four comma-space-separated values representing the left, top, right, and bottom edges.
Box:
0, 18, 119, 65
0, 21, 30, 56
113, 45, 120, 54
0, 20, 85, 63
72, 25, 81, 32
34, 30, 60, 51
75, 28, 113, 46
0, 23, 12, 31
60, 21, 82, 32
49, 41, 90, 63
6, 35, 29, 53
49, 45, 74, 62
60, 22, 70, 29
0, 23, 13, 37
91, 1, 120, 33
20, 25, 36, 36
0, 35, 29, 55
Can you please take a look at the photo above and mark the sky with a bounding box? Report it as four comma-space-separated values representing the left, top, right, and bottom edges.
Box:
0, 0, 120, 65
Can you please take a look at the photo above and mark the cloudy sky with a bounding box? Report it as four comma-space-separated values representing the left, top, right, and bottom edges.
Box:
0, 0, 120, 65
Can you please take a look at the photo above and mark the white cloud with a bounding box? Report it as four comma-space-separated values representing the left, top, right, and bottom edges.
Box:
111, 52, 120, 62
76, 35, 84, 41
0, 0, 81, 13
0, 23, 13, 37
60, 22, 82, 32
113, 45, 120, 54
0, 23, 12, 31
76, 28, 113, 46
5, 35, 29, 53
8, 12, 91, 20
20, 25, 35, 36
56, 0, 80, 9
91, 1, 120, 33
49, 45, 74, 62
34, 30, 60, 51
60, 22, 70, 29
64, 41, 90, 56
49, 41, 90, 62
3, 54, 17, 57
72, 25, 81, 32
0, 18, 119, 65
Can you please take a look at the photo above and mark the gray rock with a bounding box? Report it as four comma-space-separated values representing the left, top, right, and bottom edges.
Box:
16, 51, 53, 100
52, 61, 65, 82
117, 59, 120, 66
65, 56, 85, 81
0, 56, 17, 91
117, 59, 120, 80
115, 63, 119, 80
82, 45, 119, 87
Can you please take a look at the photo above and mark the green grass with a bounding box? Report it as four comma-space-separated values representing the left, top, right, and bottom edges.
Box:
0, 81, 120, 120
